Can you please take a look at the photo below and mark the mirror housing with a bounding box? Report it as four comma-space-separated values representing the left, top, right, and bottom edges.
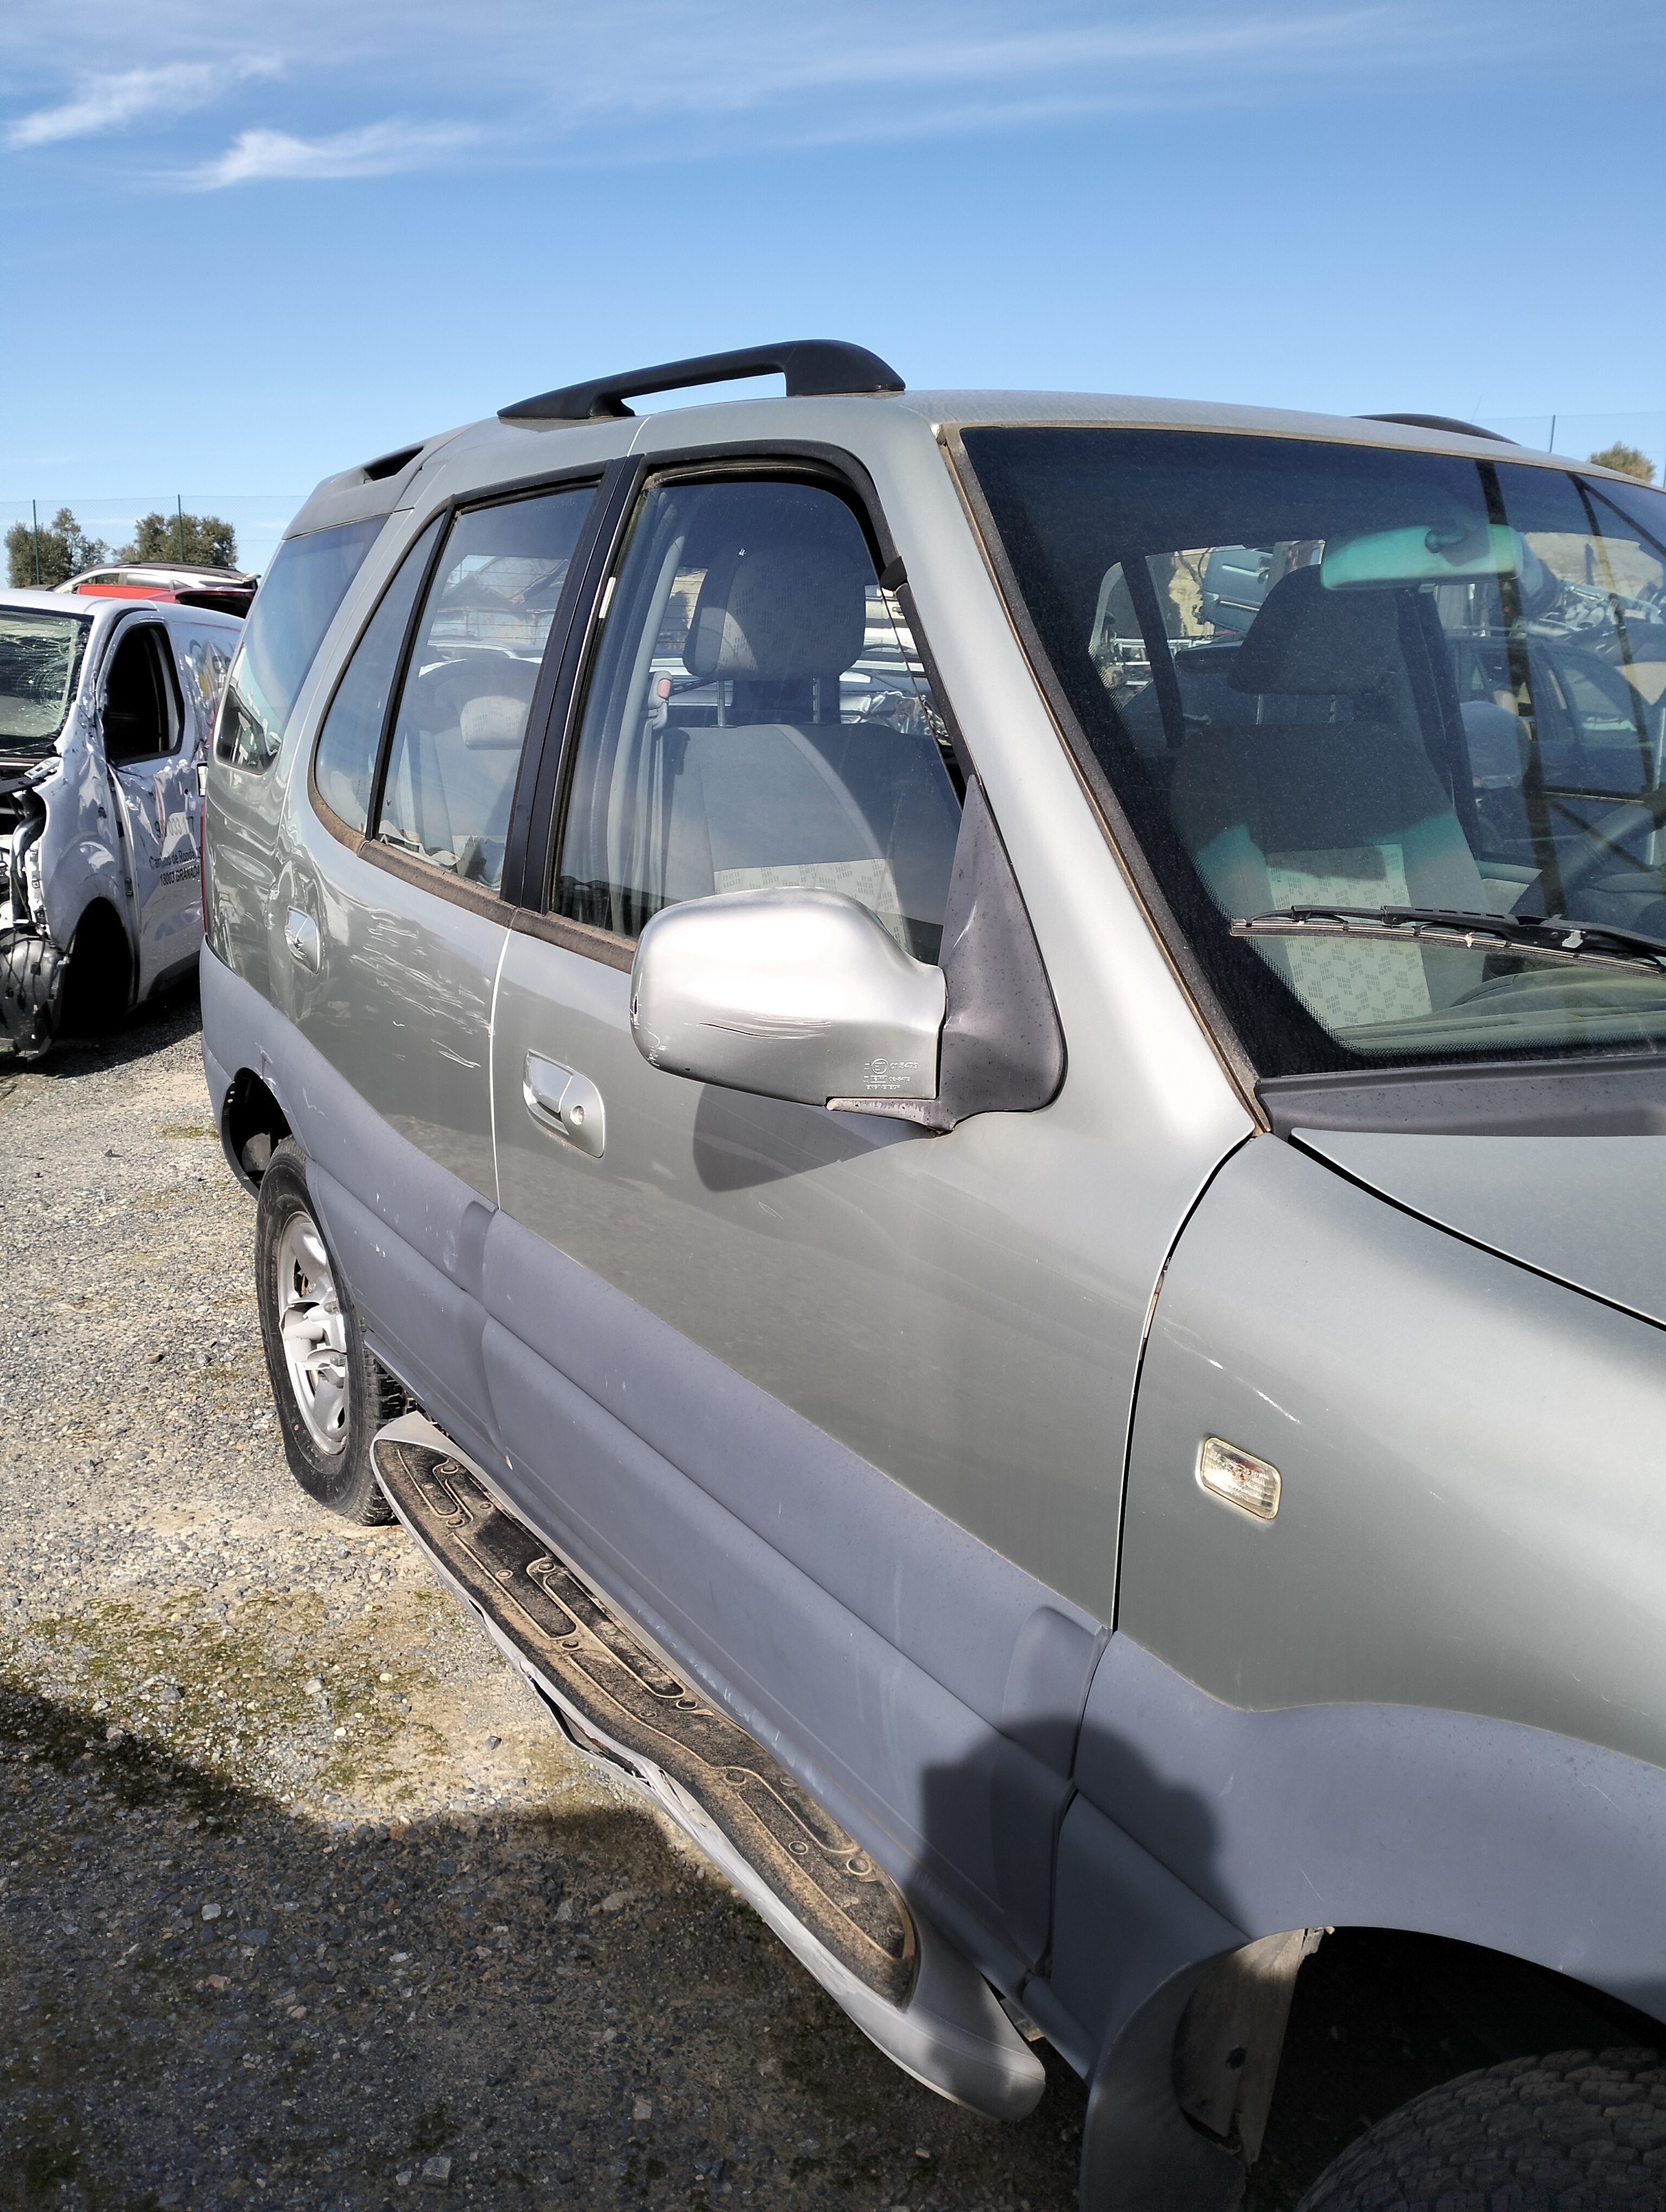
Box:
630, 889, 946, 1108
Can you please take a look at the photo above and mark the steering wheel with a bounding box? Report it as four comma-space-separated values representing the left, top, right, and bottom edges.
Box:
1513, 792, 1666, 919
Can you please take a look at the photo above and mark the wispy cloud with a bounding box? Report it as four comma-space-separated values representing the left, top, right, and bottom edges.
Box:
550, 2, 1421, 120
0, 0, 1578, 191
6, 56, 277, 148
186, 118, 478, 188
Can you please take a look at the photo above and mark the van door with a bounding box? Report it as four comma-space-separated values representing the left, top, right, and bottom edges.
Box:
98, 619, 200, 993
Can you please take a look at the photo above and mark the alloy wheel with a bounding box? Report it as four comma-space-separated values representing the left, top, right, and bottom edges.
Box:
275, 1210, 350, 1456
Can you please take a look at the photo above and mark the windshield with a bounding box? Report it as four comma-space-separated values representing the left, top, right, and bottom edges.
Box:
961, 428, 1666, 1075
0, 608, 91, 754
215, 517, 383, 770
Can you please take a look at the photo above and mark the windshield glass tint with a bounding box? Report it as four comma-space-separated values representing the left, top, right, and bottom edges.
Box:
0, 609, 90, 751
215, 517, 383, 770
963, 428, 1666, 1075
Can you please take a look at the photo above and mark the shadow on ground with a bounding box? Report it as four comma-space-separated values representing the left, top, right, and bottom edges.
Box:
1, 976, 206, 1094
0, 1677, 1090, 2212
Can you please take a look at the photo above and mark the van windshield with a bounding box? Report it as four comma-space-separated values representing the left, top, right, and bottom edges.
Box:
0, 608, 91, 754
960, 428, 1666, 1076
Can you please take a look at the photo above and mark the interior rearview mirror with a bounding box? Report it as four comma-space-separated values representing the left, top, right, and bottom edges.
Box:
630, 889, 946, 1109
1319, 521, 1525, 590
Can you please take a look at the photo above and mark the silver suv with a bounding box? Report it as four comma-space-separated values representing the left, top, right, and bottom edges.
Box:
202, 344, 1666, 2212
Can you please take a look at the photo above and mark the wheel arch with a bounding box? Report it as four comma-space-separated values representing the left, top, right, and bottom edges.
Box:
56, 894, 137, 1036
220, 1066, 292, 1193
1038, 1632, 1666, 2208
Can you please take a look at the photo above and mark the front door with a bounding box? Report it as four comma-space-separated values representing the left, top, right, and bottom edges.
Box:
99, 620, 201, 991
486, 467, 1118, 1969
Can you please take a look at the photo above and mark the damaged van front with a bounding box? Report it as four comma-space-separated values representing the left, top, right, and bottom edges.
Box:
0, 590, 241, 1057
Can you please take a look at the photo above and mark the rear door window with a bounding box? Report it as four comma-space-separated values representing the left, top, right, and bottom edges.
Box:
312, 517, 444, 834
372, 489, 593, 895
175, 626, 238, 749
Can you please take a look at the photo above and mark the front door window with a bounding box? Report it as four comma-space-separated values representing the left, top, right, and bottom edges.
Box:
554, 477, 963, 961
101, 624, 196, 986
102, 624, 180, 763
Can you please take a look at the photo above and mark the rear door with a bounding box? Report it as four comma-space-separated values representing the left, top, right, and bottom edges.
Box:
281, 481, 598, 1448
484, 462, 1116, 1973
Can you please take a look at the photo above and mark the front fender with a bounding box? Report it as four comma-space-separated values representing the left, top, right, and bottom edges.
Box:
41, 839, 131, 956
35, 722, 134, 958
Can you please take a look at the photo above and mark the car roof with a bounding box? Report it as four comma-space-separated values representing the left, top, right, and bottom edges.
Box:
284, 362, 1633, 542
0, 586, 240, 627
61, 562, 258, 588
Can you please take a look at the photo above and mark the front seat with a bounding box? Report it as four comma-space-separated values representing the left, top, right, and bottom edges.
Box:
1170, 566, 1489, 1026
655, 536, 962, 960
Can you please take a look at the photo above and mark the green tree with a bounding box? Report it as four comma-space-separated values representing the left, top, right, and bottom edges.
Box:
119, 511, 239, 568
3, 507, 112, 589
1588, 442, 1657, 485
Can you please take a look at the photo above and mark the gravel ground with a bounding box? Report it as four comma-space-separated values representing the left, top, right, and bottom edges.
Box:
8, 992, 1648, 2212
0, 993, 1090, 2212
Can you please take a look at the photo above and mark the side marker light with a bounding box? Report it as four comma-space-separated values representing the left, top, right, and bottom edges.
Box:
1198, 1436, 1281, 1522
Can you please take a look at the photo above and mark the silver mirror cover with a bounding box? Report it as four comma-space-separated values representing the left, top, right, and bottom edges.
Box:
630, 889, 946, 1108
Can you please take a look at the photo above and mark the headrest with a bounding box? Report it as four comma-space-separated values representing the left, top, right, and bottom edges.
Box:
1229, 565, 1399, 695
460, 694, 529, 750
684, 539, 868, 681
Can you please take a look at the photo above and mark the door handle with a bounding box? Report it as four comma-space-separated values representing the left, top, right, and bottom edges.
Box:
523, 1051, 606, 1160
284, 908, 321, 972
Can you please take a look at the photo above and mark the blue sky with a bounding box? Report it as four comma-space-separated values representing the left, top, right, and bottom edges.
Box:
3, 1, 1663, 568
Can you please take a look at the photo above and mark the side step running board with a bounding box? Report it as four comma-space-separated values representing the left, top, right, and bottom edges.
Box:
372, 1413, 1044, 2122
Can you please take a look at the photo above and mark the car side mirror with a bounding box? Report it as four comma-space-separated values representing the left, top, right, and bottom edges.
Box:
630, 889, 946, 1109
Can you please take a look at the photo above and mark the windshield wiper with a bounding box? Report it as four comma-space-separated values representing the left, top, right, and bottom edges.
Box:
1231, 905, 1666, 974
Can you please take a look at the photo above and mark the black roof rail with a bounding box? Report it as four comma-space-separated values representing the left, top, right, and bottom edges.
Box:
1360, 412, 1515, 443
500, 340, 905, 424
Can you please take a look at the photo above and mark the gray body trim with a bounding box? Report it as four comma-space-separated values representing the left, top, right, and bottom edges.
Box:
1017, 1633, 1666, 2210
479, 1207, 1102, 1969
1067, 1631, 1666, 2026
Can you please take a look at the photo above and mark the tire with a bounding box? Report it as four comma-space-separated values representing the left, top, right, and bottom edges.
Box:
255, 1139, 398, 1523
1295, 2047, 1666, 2211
